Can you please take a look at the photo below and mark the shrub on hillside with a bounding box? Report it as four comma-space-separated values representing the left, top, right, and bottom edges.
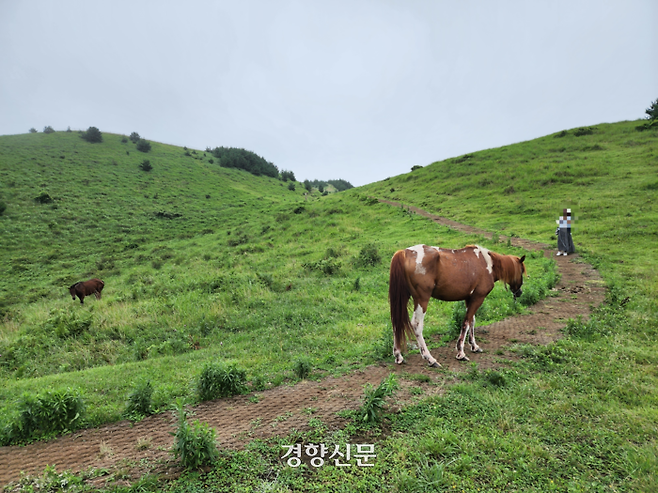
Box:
136, 139, 151, 152
356, 243, 381, 268
0, 201, 6, 216
573, 127, 595, 137
197, 364, 247, 401
43, 309, 92, 338
303, 257, 341, 275
124, 381, 154, 419
3, 388, 85, 443
281, 169, 296, 182
171, 399, 219, 469
81, 126, 103, 143
140, 159, 152, 172
211, 146, 279, 178
29, 127, 37, 133
34, 192, 53, 204
129, 132, 140, 143
288, 182, 295, 191
292, 358, 312, 379
43, 126, 55, 134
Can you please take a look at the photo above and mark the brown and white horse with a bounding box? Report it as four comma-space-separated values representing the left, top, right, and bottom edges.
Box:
69, 278, 104, 304
389, 245, 526, 367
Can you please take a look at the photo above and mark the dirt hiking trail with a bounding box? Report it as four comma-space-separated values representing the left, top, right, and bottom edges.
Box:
0, 205, 605, 487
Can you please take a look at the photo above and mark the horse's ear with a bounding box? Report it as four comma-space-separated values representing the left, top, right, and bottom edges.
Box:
519, 255, 526, 263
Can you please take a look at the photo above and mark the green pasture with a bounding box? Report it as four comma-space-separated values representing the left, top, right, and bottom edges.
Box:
0, 131, 547, 433
1, 120, 657, 492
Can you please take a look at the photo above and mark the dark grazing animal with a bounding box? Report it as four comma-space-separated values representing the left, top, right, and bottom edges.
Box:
69, 278, 104, 304
389, 244, 526, 367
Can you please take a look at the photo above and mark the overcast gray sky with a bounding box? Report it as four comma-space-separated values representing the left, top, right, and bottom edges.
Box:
1, 1, 656, 186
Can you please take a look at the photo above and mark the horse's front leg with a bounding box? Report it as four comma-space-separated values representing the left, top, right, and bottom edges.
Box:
411, 303, 440, 368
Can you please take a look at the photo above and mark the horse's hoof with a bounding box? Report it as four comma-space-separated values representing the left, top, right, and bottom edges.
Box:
456, 355, 470, 361
471, 347, 483, 353
429, 362, 441, 368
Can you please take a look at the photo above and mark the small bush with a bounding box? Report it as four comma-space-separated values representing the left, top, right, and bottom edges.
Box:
44, 309, 92, 338
140, 159, 153, 172
0, 201, 6, 216
81, 126, 103, 143
356, 243, 381, 267
171, 399, 219, 469
303, 258, 341, 275
129, 132, 140, 143
124, 381, 154, 419
29, 127, 37, 133
411, 165, 423, 171
292, 358, 311, 379
288, 182, 296, 191
573, 127, 595, 137
197, 364, 247, 401
34, 192, 53, 204
358, 374, 398, 423
43, 125, 55, 134
7, 388, 85, 443
136, 139, 152, 152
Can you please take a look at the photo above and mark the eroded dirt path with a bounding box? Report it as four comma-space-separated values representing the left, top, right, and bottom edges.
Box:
0, 206, 605, 487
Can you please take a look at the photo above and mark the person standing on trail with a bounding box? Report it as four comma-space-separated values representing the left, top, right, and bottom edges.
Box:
555, 208, 575, 256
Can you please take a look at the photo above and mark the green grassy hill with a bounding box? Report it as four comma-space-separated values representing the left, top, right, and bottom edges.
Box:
1, 121, 657, 491
361, 121, 658, 302
3, 130, 538, 426
0, 131, 306, 307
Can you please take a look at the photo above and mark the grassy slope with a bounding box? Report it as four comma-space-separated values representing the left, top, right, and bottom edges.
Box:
2, 131, 545, 428
361, 121, 658, 303
1, 122, 657, 491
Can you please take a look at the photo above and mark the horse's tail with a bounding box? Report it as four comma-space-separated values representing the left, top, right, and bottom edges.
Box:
389, 250, 413, 352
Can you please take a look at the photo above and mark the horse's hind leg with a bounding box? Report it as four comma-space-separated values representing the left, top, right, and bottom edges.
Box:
468, 316, 482, 354
94, 290, 101, 300
393, 337, 404, 365
411, 302, 440, 368
456, 299, 483, 360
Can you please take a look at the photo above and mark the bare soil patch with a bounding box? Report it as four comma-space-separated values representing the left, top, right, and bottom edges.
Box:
0, 206, 605, 487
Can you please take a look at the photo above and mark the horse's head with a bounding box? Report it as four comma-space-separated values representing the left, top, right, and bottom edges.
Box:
69, 284, 78, 300
510, 255, 526, 300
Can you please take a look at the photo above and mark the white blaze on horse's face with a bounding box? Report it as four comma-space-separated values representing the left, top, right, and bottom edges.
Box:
473, 245, 493, 275
408, 244, 427, 275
